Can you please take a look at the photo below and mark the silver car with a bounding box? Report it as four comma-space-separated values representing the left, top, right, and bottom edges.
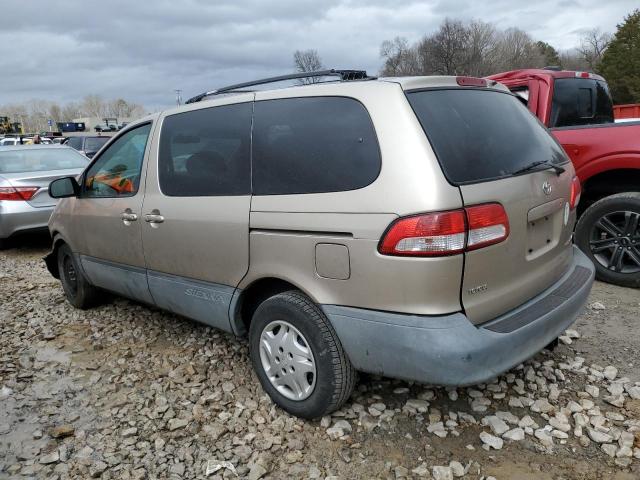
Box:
0, 145, 88, 248
46, 71, 595, 419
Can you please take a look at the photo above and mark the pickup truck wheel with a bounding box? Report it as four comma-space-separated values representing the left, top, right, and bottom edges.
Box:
248, 290, 356, 419
575, 193, 640, 288
57, 244, 101, 308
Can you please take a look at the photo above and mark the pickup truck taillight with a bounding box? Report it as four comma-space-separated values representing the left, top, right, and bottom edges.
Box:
569, 176, 581, 210
0, 186, 39, 201
378, 203, 509, 257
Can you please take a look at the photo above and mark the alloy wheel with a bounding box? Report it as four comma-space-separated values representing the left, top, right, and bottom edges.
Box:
589, 210, 640, 274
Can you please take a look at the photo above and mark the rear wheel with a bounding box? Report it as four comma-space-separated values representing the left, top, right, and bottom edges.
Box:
575, 193, 640, 288
57, 244, 101, 308
249, 290, 356, 419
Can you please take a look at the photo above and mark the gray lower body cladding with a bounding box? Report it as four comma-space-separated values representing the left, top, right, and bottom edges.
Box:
322, 246, 594, 386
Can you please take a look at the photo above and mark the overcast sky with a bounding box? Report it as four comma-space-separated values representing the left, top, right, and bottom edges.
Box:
1, 0, 636, 110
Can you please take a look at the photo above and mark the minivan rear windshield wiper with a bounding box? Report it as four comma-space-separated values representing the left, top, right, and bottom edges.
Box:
512, 160, 566, 176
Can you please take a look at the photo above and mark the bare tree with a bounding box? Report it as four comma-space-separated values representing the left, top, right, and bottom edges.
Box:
80, 94, 107, 119
495, 28, 546, 71
380, 37, 420, 75
577, 28, 611, 71
465, 20, 500, 76
379, 19, 546, 78
60, 102, 83, 122
559, 49, 590, 71
419, 18, 470, 75
293, 49, 324, 84
1, 96, 147, 133
48, 103, 62, 123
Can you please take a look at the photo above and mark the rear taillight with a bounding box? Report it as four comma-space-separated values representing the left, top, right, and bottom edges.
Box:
465, 203, 510, 250
378, 203, 509, 257
0, 186, 39, 201
378, 210, 466, 256
569, 176, 581, 210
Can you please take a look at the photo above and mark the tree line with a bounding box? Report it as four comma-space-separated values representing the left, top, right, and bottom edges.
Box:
1, 95, 146, 134
294, 9, 639, 104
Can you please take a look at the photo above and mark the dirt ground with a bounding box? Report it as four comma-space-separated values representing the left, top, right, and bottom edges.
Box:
0, 235, 639, 480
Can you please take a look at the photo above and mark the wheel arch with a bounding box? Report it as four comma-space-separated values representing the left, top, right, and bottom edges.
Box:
579, 168, 640, 214
44, 231, 69, 279
229, 277, 316, 337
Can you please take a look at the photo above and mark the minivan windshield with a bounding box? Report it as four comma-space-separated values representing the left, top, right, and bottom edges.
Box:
407, 89, 568, 185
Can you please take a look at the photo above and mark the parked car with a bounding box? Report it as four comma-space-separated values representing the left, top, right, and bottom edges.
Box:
45, 71, 594, 418
0, 145, 88, 248
488, 69, 640, 288
66, 136, 110, 158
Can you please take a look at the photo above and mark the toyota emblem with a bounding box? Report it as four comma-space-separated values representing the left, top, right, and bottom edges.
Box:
542, 181, 553, 195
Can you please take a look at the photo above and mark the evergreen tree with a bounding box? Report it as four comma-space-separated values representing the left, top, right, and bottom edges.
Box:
536, 41, 561, 68
599, 9, 640, 103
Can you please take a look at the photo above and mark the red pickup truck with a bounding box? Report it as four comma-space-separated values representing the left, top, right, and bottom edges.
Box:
488, 69, 640, 288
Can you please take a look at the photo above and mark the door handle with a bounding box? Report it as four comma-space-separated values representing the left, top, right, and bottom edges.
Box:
121, 209, 138, 225
144, 212, 164, 224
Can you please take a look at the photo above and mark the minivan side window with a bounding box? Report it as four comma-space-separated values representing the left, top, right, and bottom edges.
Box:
158, 103, 252, 196
84, 123, 151, 198
252, 97, 381, 195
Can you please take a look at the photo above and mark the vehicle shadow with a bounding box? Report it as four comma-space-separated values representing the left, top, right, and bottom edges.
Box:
3, 231, 52, 252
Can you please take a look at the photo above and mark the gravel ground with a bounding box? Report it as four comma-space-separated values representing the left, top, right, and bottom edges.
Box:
1, 236, 639, 480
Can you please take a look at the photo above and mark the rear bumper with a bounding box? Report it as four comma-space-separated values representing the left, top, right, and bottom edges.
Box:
323, 246, 594, 386
0, 201, 53, 239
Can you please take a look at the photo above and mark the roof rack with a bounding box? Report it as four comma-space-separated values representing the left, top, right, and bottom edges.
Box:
185, 69, 374, 104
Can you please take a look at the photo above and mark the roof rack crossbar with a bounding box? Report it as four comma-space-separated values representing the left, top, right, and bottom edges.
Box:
185, 69, 373, 104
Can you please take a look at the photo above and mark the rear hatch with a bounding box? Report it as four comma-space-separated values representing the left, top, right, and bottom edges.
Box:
407, 86, 576, 324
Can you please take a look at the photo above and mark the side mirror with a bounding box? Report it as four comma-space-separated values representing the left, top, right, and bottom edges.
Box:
49, 176, 80, 198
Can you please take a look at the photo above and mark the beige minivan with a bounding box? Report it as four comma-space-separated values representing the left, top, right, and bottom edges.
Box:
46, 70, 594, 419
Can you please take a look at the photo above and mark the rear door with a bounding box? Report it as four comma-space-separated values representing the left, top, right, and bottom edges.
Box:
408, 88, 575, 324
140, 95, 253, 331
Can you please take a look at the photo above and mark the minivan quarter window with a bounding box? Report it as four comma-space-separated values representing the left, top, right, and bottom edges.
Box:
158, 102, 252, 197
252, 96, 381, 195
83, 123, 152, 198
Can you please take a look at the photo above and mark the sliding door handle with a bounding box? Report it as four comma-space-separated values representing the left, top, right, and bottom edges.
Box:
144, 211, 164, 224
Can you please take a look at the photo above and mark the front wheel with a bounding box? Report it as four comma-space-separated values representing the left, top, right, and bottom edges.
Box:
249, 290, 356, 419
57, 244, 101, 308
575, 192, 640, 288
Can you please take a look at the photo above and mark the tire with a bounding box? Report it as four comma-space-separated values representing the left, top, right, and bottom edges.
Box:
0, 238, 10, 250
249, 290, 356, 419
575, 192, 640, 288
57, 244, 101, 308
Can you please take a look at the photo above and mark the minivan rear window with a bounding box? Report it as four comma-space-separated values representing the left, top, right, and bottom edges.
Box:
407, 89, 568, 185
